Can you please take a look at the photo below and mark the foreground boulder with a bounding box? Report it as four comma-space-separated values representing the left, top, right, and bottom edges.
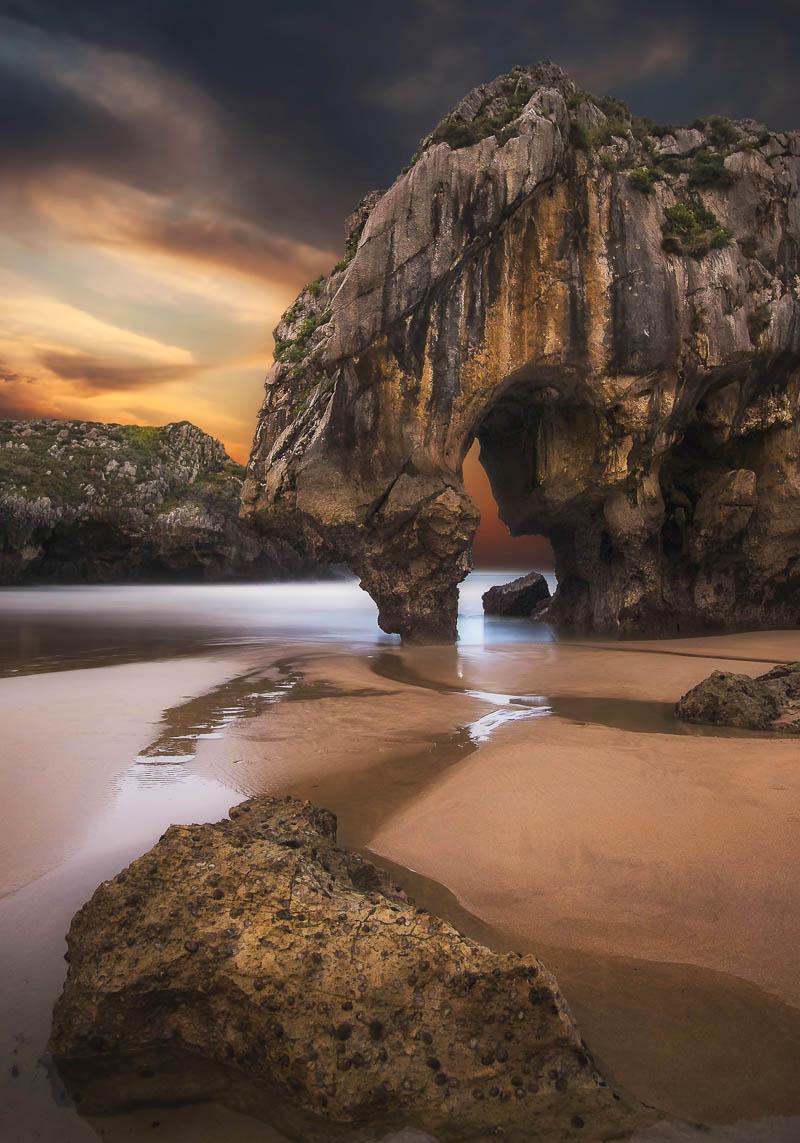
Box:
482, 572, 551, 617
50, 797, 650, 1142
0, 418, 315, 583
243, 61, 800, 642
676, 663, 800, 731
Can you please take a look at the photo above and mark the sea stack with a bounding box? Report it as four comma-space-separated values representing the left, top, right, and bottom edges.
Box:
242, 61, 800, 642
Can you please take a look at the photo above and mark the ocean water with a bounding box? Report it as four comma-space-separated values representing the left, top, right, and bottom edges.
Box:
0, 571, 558, 675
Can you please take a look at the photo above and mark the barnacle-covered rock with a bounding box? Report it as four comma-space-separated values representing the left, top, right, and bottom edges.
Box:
50, 796, 652, 1141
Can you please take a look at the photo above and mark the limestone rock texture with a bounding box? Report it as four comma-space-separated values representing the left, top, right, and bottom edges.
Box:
482, 571, 551, 616
676, 662, 800, 731
0, 418, 314, 583
50, 796, 649, 1142
243, 61, 800, 641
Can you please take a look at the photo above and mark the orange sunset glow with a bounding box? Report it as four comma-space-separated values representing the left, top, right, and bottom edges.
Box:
0, 25, 337, 464
0, 16, 547, 570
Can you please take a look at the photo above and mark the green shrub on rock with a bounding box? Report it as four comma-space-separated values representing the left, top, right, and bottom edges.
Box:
274, 309, 332, 366
707, 116, 739, 147
661, 200, 732, 258
628, 167, 660, 194
570, 121, 591, 151
688, 151, 735, 188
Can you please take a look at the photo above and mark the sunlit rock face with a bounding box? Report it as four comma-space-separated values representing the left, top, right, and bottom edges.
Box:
50, 796, 650, 1142
243, 61, 800, 641
0, 418, 314, 583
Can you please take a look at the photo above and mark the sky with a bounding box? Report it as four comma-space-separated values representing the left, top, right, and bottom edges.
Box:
1, 1, 798, 563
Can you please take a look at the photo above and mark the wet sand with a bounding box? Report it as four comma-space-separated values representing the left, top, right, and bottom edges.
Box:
0, 650, 272, 896
1, 581, 799, 1141
196, 638, 800, 1005
190, 635, 800, 1125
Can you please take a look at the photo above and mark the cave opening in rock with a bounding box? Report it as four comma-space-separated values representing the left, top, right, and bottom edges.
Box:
459, 374, 606, 627
462, 440, 554, 572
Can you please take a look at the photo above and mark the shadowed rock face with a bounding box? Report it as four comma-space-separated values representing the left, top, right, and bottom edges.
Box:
482, 571, 551, 617
49, 796, 650, 1142
243, 61, 800, 641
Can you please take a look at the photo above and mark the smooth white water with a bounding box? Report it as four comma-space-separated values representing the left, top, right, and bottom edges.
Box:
0, 571, 557, 675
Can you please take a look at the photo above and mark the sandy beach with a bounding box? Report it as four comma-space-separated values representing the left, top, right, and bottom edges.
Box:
0, 650, 272, 897
1, 581, 799, 1140
190, 633, 800, 1123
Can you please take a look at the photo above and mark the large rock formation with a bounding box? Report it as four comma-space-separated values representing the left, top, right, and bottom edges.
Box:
243, 61, 800, 641
676, 662, 800, 731
50, 796, 650, 1142
0, 419, 314, 583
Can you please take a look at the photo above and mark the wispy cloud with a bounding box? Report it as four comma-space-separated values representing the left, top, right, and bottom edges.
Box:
39, 352, 200, 394
0, 18, 338, 458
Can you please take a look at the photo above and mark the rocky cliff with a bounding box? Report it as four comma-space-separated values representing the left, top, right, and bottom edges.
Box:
0, 419, 313, 583
243, 61, 800, 641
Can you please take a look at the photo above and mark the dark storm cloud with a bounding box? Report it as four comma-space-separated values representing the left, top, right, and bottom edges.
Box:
0, 23, 203, 198
0, 0, 799, 279
3, 0, 800, 259
39, 352, 200, 394
0, 56, 139, 173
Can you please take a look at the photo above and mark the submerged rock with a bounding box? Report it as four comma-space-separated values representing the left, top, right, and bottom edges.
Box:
242, 61, 800, 642
482, 571, 551, 617
50, 796, 651, 1142
676, 663, 800, 731
0, 418, 316, 583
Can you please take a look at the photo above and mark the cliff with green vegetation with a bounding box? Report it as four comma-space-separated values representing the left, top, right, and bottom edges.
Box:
0, 418, 314, 583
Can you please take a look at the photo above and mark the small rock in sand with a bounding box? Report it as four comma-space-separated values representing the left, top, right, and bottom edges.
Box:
676, 663, 800, 731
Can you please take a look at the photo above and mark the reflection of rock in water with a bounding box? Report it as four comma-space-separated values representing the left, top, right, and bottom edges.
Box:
50, 797, 653, 1142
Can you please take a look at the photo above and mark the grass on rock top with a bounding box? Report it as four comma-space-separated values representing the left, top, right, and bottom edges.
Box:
0, 421, 243, 508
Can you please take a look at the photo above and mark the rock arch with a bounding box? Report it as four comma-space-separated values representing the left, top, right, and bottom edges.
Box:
243, 63, 800, 642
